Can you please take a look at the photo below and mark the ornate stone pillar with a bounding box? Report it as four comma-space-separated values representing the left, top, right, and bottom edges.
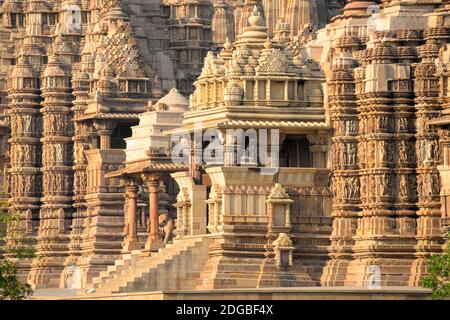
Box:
206, 184, 222, 234
123, 179, 139, 252
172, 170, 208, 238
189, 139, 202, 180
307, 133, 329, 168
93, 120, 116, 150
143, 175, 162, 251
63, 54, 91, 286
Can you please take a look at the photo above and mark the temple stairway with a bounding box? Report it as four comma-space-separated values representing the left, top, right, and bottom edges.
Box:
84, 236, 212, 295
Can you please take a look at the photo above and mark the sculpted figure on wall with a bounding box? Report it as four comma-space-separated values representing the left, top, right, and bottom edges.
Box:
399, 175, 409, 200
347, 143, 356, 166
398, 141, 408, 163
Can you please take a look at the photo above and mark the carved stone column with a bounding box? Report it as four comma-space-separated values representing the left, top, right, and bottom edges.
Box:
123, 179, 139, 252
63, 57, 91, 287
346, 37, 417, 286
307, 133, 329, 168
143, 175, 162, 251
206, 185, 222, 234
77, 150, 126, 286
174, 200, 184, 239
93, 120, 116, 150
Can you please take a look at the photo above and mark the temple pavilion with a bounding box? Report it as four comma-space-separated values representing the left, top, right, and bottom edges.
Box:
90, 7, 333, 293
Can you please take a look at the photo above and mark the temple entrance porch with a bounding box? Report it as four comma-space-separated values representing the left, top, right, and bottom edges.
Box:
169, 166, 332, 288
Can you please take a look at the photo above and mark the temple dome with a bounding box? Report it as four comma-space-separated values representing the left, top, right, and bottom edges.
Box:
156, 88, 189, 112
343, 1, 377, 15
106, 5, 130, 21
124, 88, 187, 163
10, 55, 34, 78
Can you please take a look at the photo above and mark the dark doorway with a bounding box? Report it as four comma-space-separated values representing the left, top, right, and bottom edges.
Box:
111, 124, 133, 149
280, 136, 312, 167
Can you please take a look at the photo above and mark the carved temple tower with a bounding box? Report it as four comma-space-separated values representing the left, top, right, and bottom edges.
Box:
211, 0, 234, 48
165, 0, 213, 95
28, 53, 73, 286
6, 52, 42, 278
307, 0, 447, 286
317, 0, 375, 286
409, 3, 445, 285
428, 0, 450, 251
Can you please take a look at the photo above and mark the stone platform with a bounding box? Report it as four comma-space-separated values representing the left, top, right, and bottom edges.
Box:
32, 287, 431, 300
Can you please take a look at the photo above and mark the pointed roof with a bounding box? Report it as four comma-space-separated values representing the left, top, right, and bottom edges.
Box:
236, 5, 269, 42
105, 5, 130, 21
42, 55, 67, 77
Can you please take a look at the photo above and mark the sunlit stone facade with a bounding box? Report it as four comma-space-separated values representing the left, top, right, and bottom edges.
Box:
0, 0, 448, 295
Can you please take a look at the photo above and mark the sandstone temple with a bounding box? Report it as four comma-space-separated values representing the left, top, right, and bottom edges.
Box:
0, 0, 449, 296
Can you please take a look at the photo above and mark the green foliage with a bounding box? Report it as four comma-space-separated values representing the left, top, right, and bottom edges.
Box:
421, 240, 450, 300
0, 260, 32, 300
0, 196, 34, 300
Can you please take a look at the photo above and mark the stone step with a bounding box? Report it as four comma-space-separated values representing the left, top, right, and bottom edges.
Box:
117, 239, 210, 293
88, 236, 210, 295
109, 246, 194, 292
90, 250, 145, 288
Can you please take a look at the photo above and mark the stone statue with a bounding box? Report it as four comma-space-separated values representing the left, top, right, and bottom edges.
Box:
379, 142, 386, 164
347, 143, 356, 165
56, 145, 64, 163
159, 212, 175, 246
378, 176, 388, 197
23, 115, 32, 133
399, 175, 408, 199
398, 141, 408, 162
